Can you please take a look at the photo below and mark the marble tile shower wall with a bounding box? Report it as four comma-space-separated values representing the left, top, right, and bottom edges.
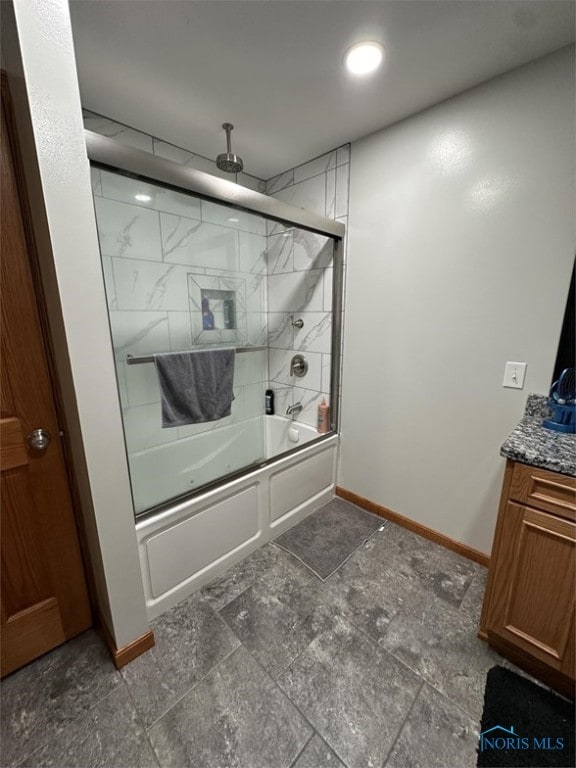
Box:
85, 108, 350, 440
91, 169, 269, 459
265, 147, 350, 427
83, 110, 266, 192
85, 110, 272, 467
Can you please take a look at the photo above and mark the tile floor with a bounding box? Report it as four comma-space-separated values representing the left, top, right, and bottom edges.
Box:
2, 499, 507, 768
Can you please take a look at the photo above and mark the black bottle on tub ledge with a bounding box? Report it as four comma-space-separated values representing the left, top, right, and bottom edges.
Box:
265, 389, 274, 415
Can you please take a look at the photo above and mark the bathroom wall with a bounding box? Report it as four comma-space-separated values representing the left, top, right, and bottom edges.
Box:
265, 149, 350, 426
341, 46, 575, 555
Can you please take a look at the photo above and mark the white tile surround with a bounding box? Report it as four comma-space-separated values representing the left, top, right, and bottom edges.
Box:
92, 171, 268, 502
265, 149, 349, 428
85, 110, 349, 511
83, 110, 265, 192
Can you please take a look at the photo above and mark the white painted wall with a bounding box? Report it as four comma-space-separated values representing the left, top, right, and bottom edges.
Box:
3, 0, 149, 648
340, 46, 575, 555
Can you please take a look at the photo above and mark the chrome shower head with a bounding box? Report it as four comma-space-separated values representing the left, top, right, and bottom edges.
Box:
216, 122, 244, 174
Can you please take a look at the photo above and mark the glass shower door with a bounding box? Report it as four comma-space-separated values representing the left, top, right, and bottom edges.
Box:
90, 160, 341, 516
92, 167, 268, 512
266, 223, 335, 426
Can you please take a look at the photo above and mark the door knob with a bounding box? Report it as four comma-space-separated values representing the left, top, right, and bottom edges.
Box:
26, 428, 52, 452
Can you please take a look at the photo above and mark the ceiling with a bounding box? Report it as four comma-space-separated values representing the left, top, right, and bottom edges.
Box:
69, 0, 575, 179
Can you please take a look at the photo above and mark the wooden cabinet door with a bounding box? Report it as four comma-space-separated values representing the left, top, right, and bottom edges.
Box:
484, 501, 575, 677
1, 78, 92, 677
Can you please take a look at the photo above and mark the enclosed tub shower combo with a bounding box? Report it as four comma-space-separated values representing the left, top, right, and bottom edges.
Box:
87, 132, 344, 617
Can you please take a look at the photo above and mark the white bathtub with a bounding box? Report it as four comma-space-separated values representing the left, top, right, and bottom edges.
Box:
135, 415, 338, 619
130, 415, 319, 514
265, 414, 318, 456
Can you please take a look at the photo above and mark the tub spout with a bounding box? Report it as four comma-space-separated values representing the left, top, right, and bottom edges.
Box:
286, 402, 303, 420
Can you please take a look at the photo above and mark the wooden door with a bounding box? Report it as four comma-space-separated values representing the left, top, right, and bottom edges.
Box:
1, 78, 92, 677
483, 501, 575, 678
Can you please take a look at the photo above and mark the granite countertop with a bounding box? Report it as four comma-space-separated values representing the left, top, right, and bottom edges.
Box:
500, 394, 576, 477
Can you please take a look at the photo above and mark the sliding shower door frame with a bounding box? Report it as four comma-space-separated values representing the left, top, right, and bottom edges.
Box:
86, 131, 344, 238
86, 130, 344, 511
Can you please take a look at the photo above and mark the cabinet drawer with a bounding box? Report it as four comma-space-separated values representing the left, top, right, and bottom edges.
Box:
510, 463, 576, 521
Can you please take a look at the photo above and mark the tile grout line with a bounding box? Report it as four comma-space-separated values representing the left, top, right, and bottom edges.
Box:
264, 542, 413, 667
266, 609, 398, 768
267, 157, 349, 194
423, 676, 485, 728
246, 647, 352, 768
171, 509, 484, 762
143, 643, 241, 733
374, 618, 486, 724
202, 543, 335, 747
380, 679, 426, 768
287, 731, 315, 768
201, 552, 276, 614
321, 519, 390, 582
13, 675, 126, 768
288, 573, 459, 717
221, 572, 405, 766
118, 676, 162, 768
369, 559, 494, 724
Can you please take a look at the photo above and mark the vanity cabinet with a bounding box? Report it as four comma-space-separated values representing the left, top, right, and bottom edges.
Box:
480, 460, 576, 697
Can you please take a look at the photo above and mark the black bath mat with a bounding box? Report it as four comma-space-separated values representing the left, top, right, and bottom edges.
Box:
477, 666, 574, 767
274, 498, 384, 580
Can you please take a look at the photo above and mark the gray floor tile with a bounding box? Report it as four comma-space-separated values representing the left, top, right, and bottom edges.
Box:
121, 593, 239, 727
380, 591, 503, 720
359, 524, 482, 608
459, 569, 488, 620
149, 646, 312, 768
274, 498, 383, 579
324, 525, 484, 645
18, 685, 158, 768
0, 630, 121, 767
385, 683, 479, 768
0, 514, 497, 768
201, 543, 280, 611
278, 613, 421, 768
219, 547, 334, 678
324, 531, 419, 644
292, 734, 347, 768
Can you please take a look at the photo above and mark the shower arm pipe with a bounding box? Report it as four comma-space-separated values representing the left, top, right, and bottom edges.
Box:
224, 123, 232, 153
85, 130, 345, 240
126, 346, 267, 365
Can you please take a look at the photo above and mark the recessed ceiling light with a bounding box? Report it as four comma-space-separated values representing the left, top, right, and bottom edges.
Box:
227, 216, 240, 223
345, 42, 384, 75
135, 193, 152, 202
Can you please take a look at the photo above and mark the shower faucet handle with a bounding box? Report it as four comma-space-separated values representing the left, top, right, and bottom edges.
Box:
290, 354, 308, 377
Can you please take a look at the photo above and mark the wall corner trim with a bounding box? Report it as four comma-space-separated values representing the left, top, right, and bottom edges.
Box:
335, 486, 490, 567
99, 616, 155, 670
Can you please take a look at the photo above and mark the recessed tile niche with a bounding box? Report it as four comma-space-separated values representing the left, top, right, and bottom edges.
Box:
188, 273, 247, 345
201, 288, 237, 330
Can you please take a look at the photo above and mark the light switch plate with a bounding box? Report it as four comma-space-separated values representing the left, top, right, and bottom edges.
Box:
503, 361, 527, 389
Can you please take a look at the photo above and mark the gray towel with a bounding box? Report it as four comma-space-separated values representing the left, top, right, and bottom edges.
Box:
154, 350, 235, 427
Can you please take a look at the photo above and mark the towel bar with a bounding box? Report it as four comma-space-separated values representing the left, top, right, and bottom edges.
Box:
126, 346, 267, 365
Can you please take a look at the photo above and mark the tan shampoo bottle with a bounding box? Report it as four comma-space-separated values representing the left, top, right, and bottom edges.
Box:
317, 398, 330, 433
